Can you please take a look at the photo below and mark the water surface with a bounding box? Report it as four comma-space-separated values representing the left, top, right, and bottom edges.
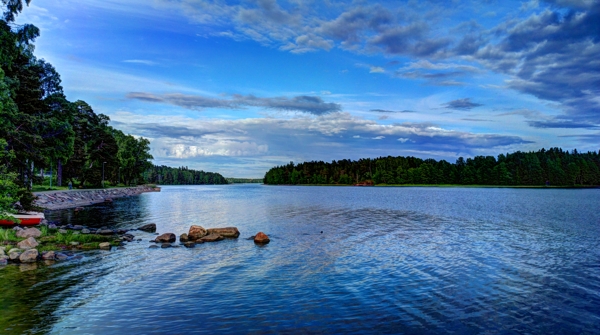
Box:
1, 185, 599, 334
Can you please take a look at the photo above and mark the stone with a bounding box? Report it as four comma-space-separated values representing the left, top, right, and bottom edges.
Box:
16, 228, 42, 238
12, 226, 23, 231
0, 249, 4, 257
8, 248, 21, 254
155, 233, 176, 243
81, 228, 91, 234
58, 229, 68, 234
55, 253, 68, 260
254, 232, 270, 244
0, 257, 7, 265
183, 242, 195, 248
199, 233, 224, 242
72, 231, 80, 235
180, 233, 189, 242
17, 237, 39, 250
161, 243, 172, 248
149, 245, 159, 249
48, 224, 57, 229
19, 249, 39, 263
70, 242, 80, 246
116, 229, 128, 235
42, 251, 55, 260
207, 227, 240, 238
98, 229, 115, 235
188, 225, 207, 241
138, 223, 157, 233
99, 242, 111, 249
72, 225, 84, 230
9, 252, 20, 260
0, 246, 5, 252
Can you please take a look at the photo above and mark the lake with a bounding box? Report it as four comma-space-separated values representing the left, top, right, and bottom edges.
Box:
1, 185, 599, 334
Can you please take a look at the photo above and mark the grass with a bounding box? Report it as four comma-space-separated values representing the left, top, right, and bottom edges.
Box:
0, 226, 119, 253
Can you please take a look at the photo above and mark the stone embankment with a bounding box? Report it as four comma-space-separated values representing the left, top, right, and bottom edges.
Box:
34, 186, 160, 210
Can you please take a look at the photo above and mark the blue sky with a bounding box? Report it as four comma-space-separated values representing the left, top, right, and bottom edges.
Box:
16, 0, 600, 177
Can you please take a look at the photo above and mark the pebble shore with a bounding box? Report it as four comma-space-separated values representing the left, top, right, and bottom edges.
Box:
34, 186, 160, 210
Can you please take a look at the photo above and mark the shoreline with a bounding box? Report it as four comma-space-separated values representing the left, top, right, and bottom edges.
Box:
34, 186, 160, 211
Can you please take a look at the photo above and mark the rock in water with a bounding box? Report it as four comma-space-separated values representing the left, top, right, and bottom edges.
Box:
19, 249, 39, 263
188, 225, 207, 241
16, 228, 42, 238
183, 242, 195, 248
155, 233, 176, 243
99, 242, 111, 250
149, 245, 159, 249
161, 243, 172, 248
17, 237, 39, 250
138, 223, 157, 233
180, 233, 189, 242
254, 232, 270, 244
42, 251, 55, 260
199, 233, 224, 242
206, 227, 240, 238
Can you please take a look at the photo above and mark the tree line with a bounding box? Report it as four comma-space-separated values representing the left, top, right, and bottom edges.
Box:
145, 166, 227, 185
264, 148, 600, 186
0, 2, 155, 213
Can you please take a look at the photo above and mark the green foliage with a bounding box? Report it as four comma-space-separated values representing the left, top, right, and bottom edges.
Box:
0, 139, 19, 220
0, 228, 18, 241
145, 165, 228, 185
264, 148, 600, 187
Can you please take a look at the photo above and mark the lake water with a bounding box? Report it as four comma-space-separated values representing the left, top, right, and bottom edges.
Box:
1, 185, 600, 334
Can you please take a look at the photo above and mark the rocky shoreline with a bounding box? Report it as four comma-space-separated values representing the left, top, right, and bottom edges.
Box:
34, 186, 160, 210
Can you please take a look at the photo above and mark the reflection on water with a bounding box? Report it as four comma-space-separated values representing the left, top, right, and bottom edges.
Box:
2, 185, 600, 334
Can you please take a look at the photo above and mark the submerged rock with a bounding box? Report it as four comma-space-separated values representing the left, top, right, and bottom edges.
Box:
155, 233, 176, 243
55, 253, 68, 260
183, 242, 195, 248
149, 245, 159, 249
180, 233, 189, 242
199, 233, 224, 242
188, 225, 207, 241
138, 223, 157, 233
161, 243, 172, 248
254, 232, 270, 244
207, 227, 240, 238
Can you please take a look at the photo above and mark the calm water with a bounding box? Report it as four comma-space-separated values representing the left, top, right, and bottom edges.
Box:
1, 185, 599, 334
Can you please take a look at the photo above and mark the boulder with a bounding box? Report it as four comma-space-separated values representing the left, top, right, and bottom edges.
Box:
97, 229, 115, 235
17, 237, 39, 250
55, 253, 68, 260
188, 225, 207, 241
9, 251, 21, 260
155, 233, 176, 243
254, 232, 270, 244
19, 249, 39, 263
161, 243, 172, 248
16, 228, 42, 238
99, 242, 111, 249
138, 223, 157, 233
180, 233, 189, 242
183, 242, 195, 248
81, 228, 91, 234
12, 226, 23, 231
199, 233, 224, 242
207, 227, 240, 238
42, 251, 55, 260
8, 248, 21, 254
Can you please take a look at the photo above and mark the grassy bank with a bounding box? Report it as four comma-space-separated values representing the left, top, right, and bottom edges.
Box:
0, 226, 120, 252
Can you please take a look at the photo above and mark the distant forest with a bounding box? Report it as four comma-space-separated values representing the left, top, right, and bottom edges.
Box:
226, 178, 263, 184
264, 148, 600, 186
145, 166, 227, 185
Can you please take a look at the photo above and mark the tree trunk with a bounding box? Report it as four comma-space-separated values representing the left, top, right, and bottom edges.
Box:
57, 159, 62, 186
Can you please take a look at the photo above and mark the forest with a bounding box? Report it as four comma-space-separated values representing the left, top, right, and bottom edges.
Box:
264, 148, 600, 187
145, 166, 227, 185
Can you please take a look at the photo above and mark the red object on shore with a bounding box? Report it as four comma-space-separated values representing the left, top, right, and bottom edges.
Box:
0, 212, 45, 226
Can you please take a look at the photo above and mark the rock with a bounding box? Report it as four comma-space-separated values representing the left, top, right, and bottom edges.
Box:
172, 245, 180, 248
16, 228, 42, 238
8, 248, 21, 254
98, 229, 115, 235
17, 237, 39, 250
19, 249, 38, 263
254, 232, 270, 244
155, 233, 176, 243
42, 251, 55, 260
0, 246, 5, 252
9, 252, 21, 260
99, 242, 111, 249
188, 225, 207, 241
72, 231, 80, 235
161, 243, 172, 248
116, 229, 128, 234
0, 257, 7, 265
72, 225, 84, 230
183, 242, 195, 248
0, 249, 4, 257
180, 233, 189, 242
138, 223, 156, 233
58, 229, 68, 234
12, 226, 23, 231
149, 245, 159, 249
74, 207, 84, 211
81, 228, 91, 234
55, 253, 68, 260
70, 242, 80, 246
207, 227, 240, 238
48, 223, 57, 229
199, 233, 224, 242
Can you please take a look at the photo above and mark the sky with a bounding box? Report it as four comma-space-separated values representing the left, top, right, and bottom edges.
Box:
15, 0, 600, 177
